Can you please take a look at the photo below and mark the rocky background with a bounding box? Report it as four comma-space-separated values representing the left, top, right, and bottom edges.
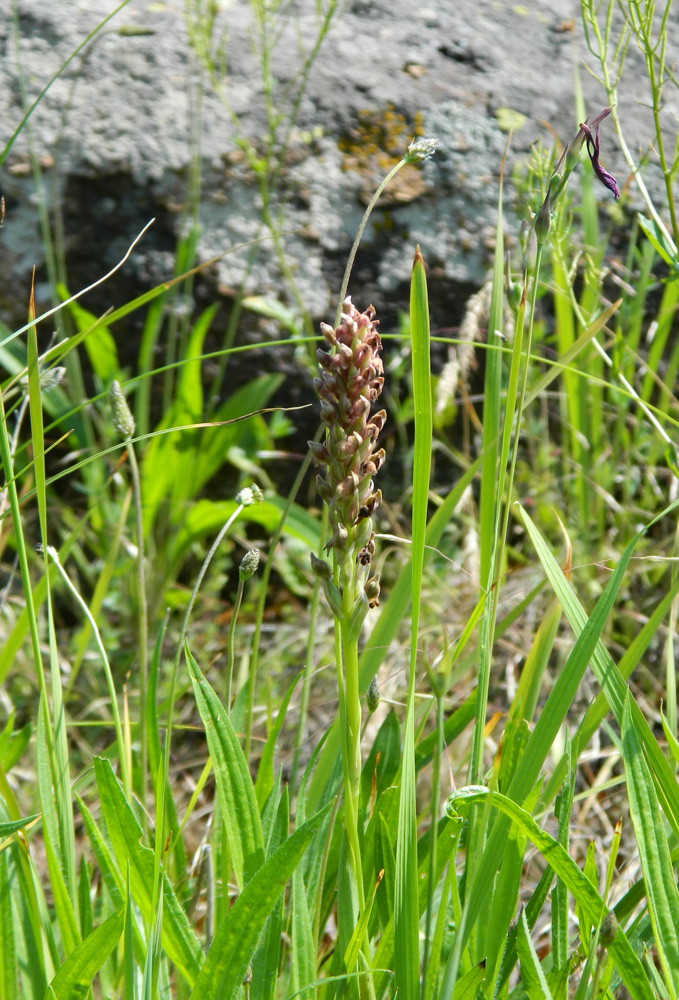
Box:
0, 0, 675, 345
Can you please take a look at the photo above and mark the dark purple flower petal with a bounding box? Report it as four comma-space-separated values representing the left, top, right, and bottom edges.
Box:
581, 121, 620, 199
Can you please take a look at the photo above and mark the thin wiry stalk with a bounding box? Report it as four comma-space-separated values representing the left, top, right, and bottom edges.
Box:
169, 501, 245, 743
48, 546, 130, 798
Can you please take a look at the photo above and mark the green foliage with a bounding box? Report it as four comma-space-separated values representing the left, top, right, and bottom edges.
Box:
3, 0, 679, 997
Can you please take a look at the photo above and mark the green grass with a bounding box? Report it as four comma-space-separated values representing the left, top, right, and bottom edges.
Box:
2, 0, 679, 997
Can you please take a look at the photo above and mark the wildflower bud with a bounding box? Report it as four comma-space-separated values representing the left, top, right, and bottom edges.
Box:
366, 675, 380, 713
310, 552, 332, 580
534, 174, 558, 247
320, 398, 337, 425
109, 380, 135, 439
316, 475, 333, 502
235, 484, 263, 507
354, 519, 373, 552
330, 524, 349, 551
308, 441, 331, 466
600, 911, 618, 947
364, 575, 381, 608
404, 137, 439, 164
239, 548, 260, 581
320, 322, 337, 345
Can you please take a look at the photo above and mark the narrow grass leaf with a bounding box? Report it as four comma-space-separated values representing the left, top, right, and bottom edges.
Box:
455, 501, 640, 960
622, 694, 679, 998
28, 296, 78, 909
0, 847, 17, 1000
289, 836, 315, 1000
44, 833, 80, 956
516, 907, 554, 1000
93, 757, 203, 985
189, 806, 330, 1000
552, 745, 575, 972
447, 786, 654, 1000
360, 709, 401, 809
478, 183, 505, 583
572, 574, 679, 762
661, 706, 679, 769
46, 907, 125, 1000
394, 246, 432, 1000
77, 856, 93, 940
186, 643, 265, 887
519, 501, 679, 840
511, 598, 561, 724
255, 671, 301, 811
124, 866, 135, 1000
448, 963, 485, 1000
372, 818, 459, 999
0, 813, 38, 837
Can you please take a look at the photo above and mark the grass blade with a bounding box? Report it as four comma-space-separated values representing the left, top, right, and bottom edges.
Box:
622, 694, 679, 999
447, 786, 654, 1000
519, 501, 679, 839
394, 246, 432, 1000
0, 846, 17, 1000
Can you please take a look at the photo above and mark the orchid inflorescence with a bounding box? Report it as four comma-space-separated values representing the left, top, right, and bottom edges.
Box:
309, 297, 386, 612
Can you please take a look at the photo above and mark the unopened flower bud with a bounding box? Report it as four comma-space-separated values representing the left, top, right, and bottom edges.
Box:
310, 552, 332, 580
109, 380, 135, 439
364, 575, 381, 608
366, 675, 380, 712
236, 484, 263, 507
600, 911, 618, 947
330, 523, 349, 552
239, 548, 260, 580
534, 174, 558, 247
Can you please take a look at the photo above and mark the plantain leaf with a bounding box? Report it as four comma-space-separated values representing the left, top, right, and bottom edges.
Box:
189, 806, 330, 1000
186, 643, 265, 889
46, 908, 125, 1000
93, 757, 203, 985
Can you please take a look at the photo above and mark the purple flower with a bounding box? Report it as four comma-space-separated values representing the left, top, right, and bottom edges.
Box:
580, 111, 620, 199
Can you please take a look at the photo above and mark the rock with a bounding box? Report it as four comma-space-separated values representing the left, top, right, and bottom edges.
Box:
0, 0, 673, 334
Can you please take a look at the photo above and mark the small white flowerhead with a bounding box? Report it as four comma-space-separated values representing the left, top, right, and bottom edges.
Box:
109, 380, 135, 439
236, 484, 264, 507
405, 137, 439, 164
239, 548, 260, 581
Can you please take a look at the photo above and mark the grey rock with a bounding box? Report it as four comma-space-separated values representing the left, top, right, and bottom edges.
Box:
0, 0, 674, 333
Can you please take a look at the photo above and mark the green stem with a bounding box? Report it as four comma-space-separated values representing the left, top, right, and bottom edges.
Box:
335, 547, 373, 999
336, 157, 409, 325
126, 441, 148, 816
290, 504, 328, 795
230, 577, 245, 717
48, 547, 130, 799
167, 505, 244, 755
0, 389, 44, 692
422, 688, 444, 999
